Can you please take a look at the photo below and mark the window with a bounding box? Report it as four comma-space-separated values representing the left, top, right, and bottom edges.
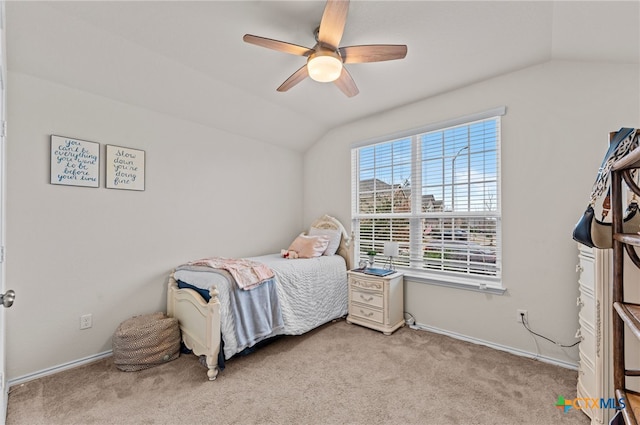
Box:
351, 109, 503, 289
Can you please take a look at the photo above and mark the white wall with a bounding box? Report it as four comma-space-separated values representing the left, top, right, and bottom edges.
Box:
5, 72, 304, 379
6, 58, 638, 380
304, 60, 640, 365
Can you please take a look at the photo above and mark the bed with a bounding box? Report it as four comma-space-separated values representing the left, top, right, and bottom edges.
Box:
166, 214, 353, 380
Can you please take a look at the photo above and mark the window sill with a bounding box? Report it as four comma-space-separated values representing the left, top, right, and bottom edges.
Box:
398, 268, 507, 295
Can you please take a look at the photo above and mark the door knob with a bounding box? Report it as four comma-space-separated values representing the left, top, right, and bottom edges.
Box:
0, 289, 15, 308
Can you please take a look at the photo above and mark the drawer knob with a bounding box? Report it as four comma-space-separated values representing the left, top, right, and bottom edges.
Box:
576, 264, 584, 273
360, 309, 374, 318
359, 294, 374, 302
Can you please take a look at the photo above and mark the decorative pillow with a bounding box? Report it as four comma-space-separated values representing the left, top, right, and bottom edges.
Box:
308, 227, 342, 256
287, 234, 330, 259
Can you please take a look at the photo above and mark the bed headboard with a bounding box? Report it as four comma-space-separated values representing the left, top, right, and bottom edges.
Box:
309, 214, 353, 270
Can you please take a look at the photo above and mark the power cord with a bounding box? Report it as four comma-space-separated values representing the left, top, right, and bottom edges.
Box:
520, 312, 580, 348
403, 311, 415, 325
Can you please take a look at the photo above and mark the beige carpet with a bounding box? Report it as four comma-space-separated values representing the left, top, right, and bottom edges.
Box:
6, 320, 590, 425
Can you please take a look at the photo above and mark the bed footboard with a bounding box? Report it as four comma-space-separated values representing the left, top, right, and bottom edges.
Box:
167, 272, 221, 381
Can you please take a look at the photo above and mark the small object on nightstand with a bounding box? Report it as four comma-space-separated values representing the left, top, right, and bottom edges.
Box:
361, 267, 394, 277
366, 250, 377, 268
346, 270, 404, 335
383, 241, 399, 270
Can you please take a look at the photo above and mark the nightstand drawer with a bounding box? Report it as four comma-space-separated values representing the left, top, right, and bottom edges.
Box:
349, 275, 383, 292
351, 289, 383, 309
350, 304, 384, 324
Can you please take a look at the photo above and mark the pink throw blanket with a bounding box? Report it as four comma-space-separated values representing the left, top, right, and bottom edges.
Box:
186, 257, 274, 290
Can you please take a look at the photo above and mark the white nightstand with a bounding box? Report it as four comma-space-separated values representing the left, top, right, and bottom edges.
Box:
346, 270, 404, 335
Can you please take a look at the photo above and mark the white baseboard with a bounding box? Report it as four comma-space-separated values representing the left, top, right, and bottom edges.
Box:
410, 323, 579, 370
7, 350, 113, 388
6, 322, 578, 388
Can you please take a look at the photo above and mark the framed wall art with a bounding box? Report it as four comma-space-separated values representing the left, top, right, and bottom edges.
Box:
105, 145, 145, 191
50, 135, 100, 188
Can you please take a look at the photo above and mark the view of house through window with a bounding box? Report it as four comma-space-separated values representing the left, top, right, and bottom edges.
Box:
352, 114, 502, 286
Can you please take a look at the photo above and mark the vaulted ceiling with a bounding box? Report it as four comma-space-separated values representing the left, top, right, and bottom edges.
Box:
6, 1, 639, 151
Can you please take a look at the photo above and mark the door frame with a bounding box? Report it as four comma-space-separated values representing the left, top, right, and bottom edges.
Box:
0, 0, 8, 422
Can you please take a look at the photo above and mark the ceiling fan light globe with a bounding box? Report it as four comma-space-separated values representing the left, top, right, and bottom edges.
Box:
307, 54, 343, 83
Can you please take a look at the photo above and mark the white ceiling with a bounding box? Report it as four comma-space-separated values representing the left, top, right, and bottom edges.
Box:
6, 1, 640, 152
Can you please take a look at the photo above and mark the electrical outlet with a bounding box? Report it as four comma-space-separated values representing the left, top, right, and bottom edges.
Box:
80, 314, 92, 330
517, 309, 528, 324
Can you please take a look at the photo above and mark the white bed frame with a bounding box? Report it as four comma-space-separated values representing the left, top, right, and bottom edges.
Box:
167, 214, 352, 381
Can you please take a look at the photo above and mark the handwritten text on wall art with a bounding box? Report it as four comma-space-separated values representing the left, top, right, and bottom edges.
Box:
105, 145, 145, 191
50, 135, 99, 188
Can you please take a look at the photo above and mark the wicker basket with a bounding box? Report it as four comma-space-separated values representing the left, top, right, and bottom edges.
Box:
112, 312, 180, 372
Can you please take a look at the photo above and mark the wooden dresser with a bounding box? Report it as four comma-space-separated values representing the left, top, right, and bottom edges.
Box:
346, 270, 404, 335
576, 243, 640, 424
576, 243, 613, 424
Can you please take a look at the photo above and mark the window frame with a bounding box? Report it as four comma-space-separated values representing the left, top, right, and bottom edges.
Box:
351, 107, 506, 293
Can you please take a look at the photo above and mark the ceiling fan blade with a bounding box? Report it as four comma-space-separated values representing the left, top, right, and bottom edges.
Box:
333, 67, 359, 97
243, 34, 313, 56
318, 0, 350, 50
339, 45, 408, 64
277, 65, 309, 92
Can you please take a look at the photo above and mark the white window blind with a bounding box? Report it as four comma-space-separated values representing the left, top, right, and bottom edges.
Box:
352, 114, 502, 288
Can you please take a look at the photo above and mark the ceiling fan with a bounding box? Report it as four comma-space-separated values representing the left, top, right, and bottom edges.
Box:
243, 0, 407, 98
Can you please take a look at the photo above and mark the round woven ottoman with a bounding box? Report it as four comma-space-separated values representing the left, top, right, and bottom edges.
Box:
112, 312, 180, 371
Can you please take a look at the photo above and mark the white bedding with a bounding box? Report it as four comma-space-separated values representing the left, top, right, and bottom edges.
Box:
253, 254, 348, 335
174, 253, 348, 359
